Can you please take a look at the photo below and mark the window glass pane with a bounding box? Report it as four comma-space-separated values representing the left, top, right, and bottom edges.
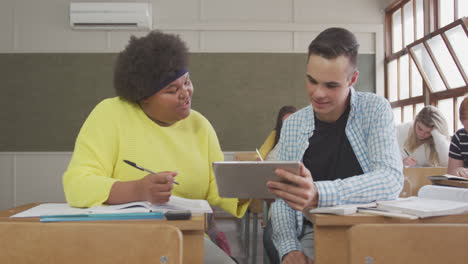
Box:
438, 98, 455, 134
392, 9, 403, 52
403, 2, 414, 46
415, 0, 424, 39
411, 58, 423, 97
439, 0, 455, 28
393, 107, 402, 124
427, 35, 465, 88
400, 55, 410, 99
388, 60, 398, 102
411, 43, 446, 92
459, 0, 468, 18
456, 96, 465, 131
403, 105, 414, 122
446, 25, 468, 77
415, 103, 424, 116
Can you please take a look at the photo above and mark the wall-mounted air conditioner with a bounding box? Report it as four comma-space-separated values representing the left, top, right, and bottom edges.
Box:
70, 2, 152, 30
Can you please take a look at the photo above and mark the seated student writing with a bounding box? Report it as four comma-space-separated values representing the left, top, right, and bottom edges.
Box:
259, 105, 297, 160
264, 28, 403, 264
62, 31, 249, 263
396, 105, 450, 167
448, 96, 468, 177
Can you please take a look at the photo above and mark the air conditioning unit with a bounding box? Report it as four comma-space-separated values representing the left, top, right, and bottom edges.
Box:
70, 2, 152, 30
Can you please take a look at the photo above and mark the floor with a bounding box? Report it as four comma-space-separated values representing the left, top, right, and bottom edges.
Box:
216, 214, 267, 264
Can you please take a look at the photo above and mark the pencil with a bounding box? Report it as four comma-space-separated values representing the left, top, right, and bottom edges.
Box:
123, 160, 180, 185
255, 148, 264, 161
404, 149, 410, 157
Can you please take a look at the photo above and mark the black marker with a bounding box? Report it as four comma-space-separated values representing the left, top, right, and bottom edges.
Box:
123, 160, 180, 185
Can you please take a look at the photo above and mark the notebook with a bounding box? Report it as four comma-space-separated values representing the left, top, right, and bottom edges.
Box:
428, 174, 468, 188
213, 161, 301, 198
375, 185, 468, 218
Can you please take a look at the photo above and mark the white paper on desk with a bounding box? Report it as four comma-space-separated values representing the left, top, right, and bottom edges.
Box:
89, 195, 213, 214
377, 197, 468, 218
418, 185, 468, 203
10, 203, 90, 218
309, 202, 377, 215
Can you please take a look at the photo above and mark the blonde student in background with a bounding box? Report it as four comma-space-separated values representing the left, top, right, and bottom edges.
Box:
63, 30, 248, 263
448, 96, 468, 177
396, 105, 450, 167
258, 105, 297, 160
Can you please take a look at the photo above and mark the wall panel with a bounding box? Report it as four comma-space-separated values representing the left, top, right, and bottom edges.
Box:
0, 53, 375, 151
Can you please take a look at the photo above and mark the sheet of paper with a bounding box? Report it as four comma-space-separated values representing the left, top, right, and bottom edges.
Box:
10, 203, 90, 218
89, 196, 213, 214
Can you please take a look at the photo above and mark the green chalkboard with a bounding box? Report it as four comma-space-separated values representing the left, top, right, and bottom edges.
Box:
0, 53, 374, 151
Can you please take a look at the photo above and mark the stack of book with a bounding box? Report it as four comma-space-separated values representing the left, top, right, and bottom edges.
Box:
309, 185, 468, 219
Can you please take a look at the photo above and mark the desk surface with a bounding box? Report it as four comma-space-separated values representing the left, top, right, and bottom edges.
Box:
307, 211, 468, 226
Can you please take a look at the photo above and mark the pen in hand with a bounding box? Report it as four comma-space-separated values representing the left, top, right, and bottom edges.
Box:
123, 160, 180, 185
403, 149, 411, 157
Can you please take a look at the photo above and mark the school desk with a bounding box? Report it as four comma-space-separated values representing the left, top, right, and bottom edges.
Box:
305, 212, 468, 264
0, 203, 205, 264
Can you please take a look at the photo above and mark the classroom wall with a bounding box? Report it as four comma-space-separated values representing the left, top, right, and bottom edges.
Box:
0, 0, 388, 211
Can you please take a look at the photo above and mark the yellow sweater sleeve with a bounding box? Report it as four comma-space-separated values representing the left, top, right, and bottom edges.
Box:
63, 99, 119, 207
258, 130, 276, 159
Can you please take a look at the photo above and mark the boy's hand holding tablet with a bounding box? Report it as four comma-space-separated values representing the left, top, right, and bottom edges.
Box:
267, 163, 319, 211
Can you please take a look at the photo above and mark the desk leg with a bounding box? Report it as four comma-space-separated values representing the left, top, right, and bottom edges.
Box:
183, 230, 205, 264
314, 226, 349, 264
252, 213, 258, 264
244, 210, 250, 262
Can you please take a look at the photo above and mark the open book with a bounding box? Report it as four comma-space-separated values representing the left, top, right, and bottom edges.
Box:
11, 195, 212, 218
89, 195, 212, 215
375, 185, 468, 218
428, 174, 468, 188
429, 174, 468, 181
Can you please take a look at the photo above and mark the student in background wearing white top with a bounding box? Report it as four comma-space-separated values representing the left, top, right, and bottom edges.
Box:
396, 105, 450, 167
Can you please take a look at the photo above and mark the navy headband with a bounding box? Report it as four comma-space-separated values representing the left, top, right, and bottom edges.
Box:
143, 68, 188, 100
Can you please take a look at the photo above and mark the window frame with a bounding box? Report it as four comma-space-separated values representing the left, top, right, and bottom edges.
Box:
385, 0, 467, 132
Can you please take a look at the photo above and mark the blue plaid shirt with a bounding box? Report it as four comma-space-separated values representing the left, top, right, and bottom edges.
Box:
271, 88, 403, 259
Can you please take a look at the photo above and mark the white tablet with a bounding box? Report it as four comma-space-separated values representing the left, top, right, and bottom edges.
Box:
212, 161, 301, 198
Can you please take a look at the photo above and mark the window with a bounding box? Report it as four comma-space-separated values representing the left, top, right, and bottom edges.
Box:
385, 0, 467, 134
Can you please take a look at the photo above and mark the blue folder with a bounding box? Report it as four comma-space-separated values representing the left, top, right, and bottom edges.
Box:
40, 212, 164, 222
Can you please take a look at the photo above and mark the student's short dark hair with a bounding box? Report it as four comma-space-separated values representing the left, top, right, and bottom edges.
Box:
308, 27, 360, 68
114, 31, 189, 102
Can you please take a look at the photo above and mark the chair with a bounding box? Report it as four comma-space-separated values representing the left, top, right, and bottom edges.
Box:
348, 223, 468, 264
400, 167, 447, 197
0, 222, 183, 264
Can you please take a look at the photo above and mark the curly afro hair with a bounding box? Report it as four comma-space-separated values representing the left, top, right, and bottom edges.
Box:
114, 31, 189, 102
